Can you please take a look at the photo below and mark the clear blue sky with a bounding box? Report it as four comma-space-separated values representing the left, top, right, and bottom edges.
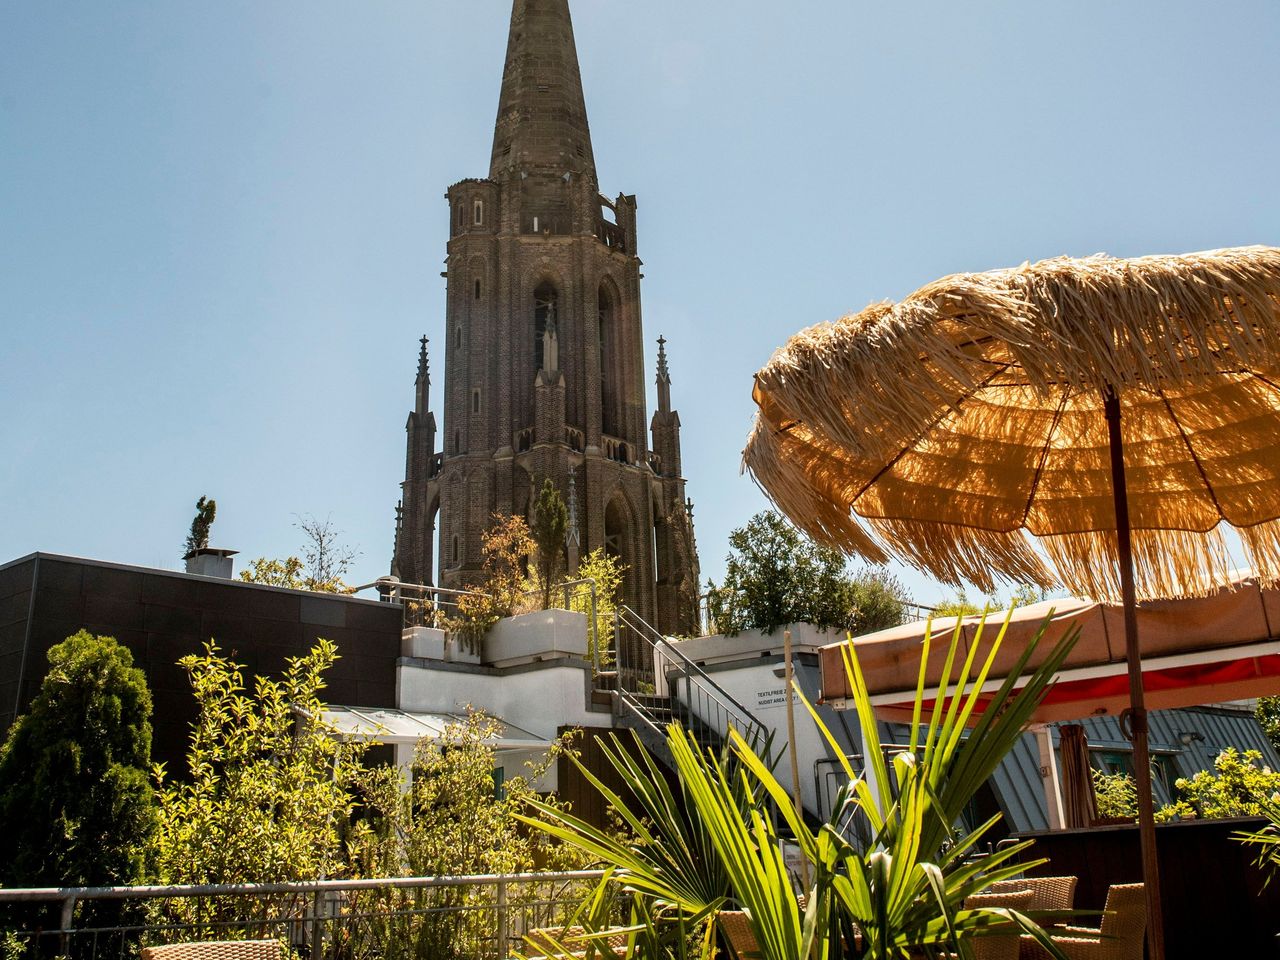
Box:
3, 1, 1278, 606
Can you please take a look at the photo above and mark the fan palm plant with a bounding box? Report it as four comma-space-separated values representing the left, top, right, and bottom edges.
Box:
522, 609, 1080, 960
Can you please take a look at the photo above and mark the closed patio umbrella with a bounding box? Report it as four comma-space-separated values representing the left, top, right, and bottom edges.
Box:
744, 245, 1280, 960
1057, 724, 1097, 829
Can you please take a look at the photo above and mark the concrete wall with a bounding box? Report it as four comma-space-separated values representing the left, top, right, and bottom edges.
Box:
673, 626, 861, 818
397, 609, 606, 792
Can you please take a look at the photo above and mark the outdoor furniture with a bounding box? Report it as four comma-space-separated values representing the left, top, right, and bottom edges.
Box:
523, 925, 630, 959
1022, 883, 1146, 960
718, 911, 761, 960
990, 875, 1077, 913
964, 888, 1034, 960
140, 943, 281, 960
991, 876, 1077, 959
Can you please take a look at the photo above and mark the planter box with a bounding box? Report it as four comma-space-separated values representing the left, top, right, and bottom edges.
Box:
673, 622, 842, 666
402, 626, 446, 660
485, 608, 588, 668
444, 636, 481, 665
402, 626, 481, 664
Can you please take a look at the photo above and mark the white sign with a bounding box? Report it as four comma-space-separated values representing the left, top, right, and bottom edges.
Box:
755, 687, 799, 709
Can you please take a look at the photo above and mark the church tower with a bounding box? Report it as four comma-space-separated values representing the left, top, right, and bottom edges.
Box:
393, 0, 700, 636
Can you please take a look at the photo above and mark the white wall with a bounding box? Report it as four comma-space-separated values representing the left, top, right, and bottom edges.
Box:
396, 659, 599, 793
672, 626, 861, 819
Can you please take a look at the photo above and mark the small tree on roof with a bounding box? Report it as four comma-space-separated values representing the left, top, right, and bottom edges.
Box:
530, 478, 568, 610
184, 495, 216, 556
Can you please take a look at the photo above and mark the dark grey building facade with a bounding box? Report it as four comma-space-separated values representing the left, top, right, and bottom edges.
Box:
1, 553, 402, 771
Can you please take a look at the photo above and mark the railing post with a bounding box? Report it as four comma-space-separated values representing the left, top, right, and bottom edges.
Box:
613, 611, 622, 689
311, 889, 324, 960
59, 895, 75, 956
495, 878, 509, 959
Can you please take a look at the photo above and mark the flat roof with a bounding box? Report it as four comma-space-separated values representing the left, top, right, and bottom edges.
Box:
320, 706, 551, 749
0, 551, 392, 608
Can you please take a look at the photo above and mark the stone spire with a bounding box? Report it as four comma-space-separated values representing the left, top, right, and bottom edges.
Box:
490, 0, 596, 181
656, 335, 672, 414
415, 335, 430, 415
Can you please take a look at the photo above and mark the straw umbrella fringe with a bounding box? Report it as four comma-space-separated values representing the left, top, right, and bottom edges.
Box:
746, 245, 1280, 603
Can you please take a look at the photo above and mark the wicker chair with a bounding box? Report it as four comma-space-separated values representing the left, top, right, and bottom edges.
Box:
990, 876, 1077, 913
523, 925, 631, 959
964, 888, 1034, 960
140, 942, 281, 960
717, 911, 761, 960
1021, 883, 1146, 960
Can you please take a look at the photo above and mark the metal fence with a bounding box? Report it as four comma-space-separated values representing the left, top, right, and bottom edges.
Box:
355, 577, 606, 675
0, 870, 609, 960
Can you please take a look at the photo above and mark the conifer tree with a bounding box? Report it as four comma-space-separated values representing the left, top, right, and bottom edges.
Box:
531, 478, 568, 610
0, 631, 156, 890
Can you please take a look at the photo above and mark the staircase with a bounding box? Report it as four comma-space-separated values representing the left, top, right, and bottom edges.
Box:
608, 605, 772, 770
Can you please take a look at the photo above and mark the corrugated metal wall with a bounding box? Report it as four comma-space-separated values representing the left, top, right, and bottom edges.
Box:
990, 704, 1280, 833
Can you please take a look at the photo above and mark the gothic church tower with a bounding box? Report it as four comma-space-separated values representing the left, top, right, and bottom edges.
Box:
394, 0, 700, 636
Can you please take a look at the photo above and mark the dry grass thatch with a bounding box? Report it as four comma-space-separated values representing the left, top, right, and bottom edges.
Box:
744, 246, 1280, 601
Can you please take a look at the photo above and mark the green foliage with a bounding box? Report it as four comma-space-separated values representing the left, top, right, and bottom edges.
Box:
522, 611, 1080, 960
708, 511, 910, 636
238, 555, 311, 589
151, 639, 367, 886
340, 713, 591, 960
1236, 796, 1280, 887
572, 548, 625, 671
239, 515, 357, 593
0, 631, 156, 889
932, 585, 1049, 619
1257, 697, 1280, 753
532, 478, 569, 610
444, 514, 535, 654
185, 495, 216, 555
349, 712, 585, 878
1156, 747, 1280, 822
847, 568, 910, 636
1092, 769, 1137, 820
931, 591, 989, 618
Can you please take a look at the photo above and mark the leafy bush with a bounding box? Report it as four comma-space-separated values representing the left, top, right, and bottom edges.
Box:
1156, 747, 1280, 822
341, 713, 591, 960
532, 478, 569, 610
444, 514, 536, 653
152, 639, 366, 886
707, 511, 910, 636
1092, 769, 1137, 820
0, 631, 156, 890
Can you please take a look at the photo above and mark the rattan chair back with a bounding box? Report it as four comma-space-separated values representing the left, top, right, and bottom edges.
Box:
140, 942, 281, 960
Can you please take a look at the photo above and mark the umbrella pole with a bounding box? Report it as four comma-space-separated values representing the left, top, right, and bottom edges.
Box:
1104, 391, 1166, 960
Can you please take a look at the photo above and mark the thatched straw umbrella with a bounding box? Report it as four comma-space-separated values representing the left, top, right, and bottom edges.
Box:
744, 245, 1280, 960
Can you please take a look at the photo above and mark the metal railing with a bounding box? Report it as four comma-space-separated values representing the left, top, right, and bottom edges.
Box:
696, 588, 936, 638
0, 870, 609, 960
352, 578, 489, 631
614, 605, 770, 759
354, 577, 606, 674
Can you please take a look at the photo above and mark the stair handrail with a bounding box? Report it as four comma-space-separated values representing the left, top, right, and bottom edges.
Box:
617, 605, 769, 749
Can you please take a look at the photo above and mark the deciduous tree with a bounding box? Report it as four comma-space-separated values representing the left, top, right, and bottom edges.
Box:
707, 511, 911, 636
152, 639, 366, 885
